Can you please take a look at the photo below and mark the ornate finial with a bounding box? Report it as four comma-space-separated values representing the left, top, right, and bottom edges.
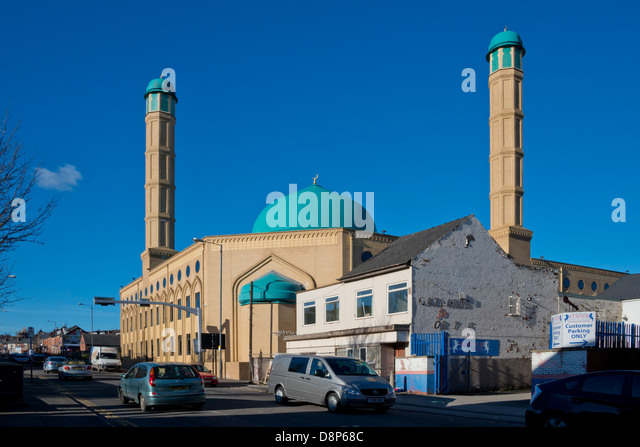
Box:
313, 174, 318, 185
504, 26, 508, 31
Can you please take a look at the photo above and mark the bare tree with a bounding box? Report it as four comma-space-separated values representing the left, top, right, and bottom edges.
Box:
0, 112, 57, 307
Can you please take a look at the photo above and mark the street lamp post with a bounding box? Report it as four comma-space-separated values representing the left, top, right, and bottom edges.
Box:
193, 237, 223, 378
78, 302, 94, 352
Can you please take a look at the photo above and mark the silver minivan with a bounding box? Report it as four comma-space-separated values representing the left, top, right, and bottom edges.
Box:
267, 354, 395, 413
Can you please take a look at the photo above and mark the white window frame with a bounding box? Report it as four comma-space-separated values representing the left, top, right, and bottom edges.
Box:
387, 281, 409, 315
325, 295, 339, 323
303, 301, 316, 326
508, 295, 521, 316
356, 288, 373, 319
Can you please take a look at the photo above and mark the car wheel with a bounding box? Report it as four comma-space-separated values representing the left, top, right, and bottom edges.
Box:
274, 386, 289, 404
542, 413, 569, 428
326, 392, 342, 413
119, 388, 130, 404
139, 394, 150, 412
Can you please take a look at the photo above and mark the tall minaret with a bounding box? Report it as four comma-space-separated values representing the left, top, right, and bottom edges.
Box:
486, 29, 532, 265
141, 77, 178, 272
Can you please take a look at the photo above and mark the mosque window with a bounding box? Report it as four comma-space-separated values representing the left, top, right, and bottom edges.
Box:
163, 278, 166, 288
578, 280, 584, 290
604, 283, 610, 290
361, 251, 373, 262
170, 274, 174, 285
186, 296, 191, 317
156, 281, 160, 291
195, 261, 200, 273
196, 292, 200, 309
514, 47, 522, 69
591, 282, 598, 292
150, 284, 153, 294
563, 278, 570, 290
491, 52, 499, 72
178, 270, 182, 281
186, 266, 190, 278
303, 301, 316, 326
178, 299, 182, 319
502, 47, 512, 68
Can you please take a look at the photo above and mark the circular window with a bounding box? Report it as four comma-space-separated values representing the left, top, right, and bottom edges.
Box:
195, 260, 200, 273
361, 251, 373, 262
186, 266, 190, 277
563, 278, 570, 290
604, 283, 610, 290
578, 280, 584, 290
591, 282, 598, 292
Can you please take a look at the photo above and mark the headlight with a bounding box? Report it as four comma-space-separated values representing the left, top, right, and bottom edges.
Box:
342, 386, 360, 396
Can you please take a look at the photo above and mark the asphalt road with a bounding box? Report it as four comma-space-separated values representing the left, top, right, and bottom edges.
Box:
1, 368, 530, 433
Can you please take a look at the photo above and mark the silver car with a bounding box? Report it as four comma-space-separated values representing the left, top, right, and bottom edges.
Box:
58, 358, 92, 381
43, 356, 67, 373
267, 355, 396, 413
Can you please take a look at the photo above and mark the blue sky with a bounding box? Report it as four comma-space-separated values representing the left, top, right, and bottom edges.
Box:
0, 1, 638, 335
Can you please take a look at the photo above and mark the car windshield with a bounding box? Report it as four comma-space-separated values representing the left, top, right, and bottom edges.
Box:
324, 358, 378, 376
50, 357, 66, 362
193, 365, 210, 373
153, 365, 198, 379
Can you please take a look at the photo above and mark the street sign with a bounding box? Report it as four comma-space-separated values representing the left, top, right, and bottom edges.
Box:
27, 327, 34, 338
94, 297, 116, 306
551, 312, 596, 348
449, 338, 500, 356
200, 333, 226, 350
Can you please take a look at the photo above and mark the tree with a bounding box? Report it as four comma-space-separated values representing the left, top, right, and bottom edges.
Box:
0, 112, 57, 307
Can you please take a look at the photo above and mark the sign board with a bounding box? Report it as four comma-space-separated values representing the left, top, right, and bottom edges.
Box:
449, 338, 500, 356
27, 327, 34, 338
200, 333, 226, 350
551, 312, 596, 348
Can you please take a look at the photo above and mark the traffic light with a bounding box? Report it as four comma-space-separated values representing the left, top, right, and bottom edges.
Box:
94, 297, 116, 306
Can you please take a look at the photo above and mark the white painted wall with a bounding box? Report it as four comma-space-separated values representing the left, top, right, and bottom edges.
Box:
295, 268, 412, 336
411, 216, 560, 358
622, 299, 640, 324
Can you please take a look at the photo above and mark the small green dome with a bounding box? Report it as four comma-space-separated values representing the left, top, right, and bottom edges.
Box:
486, 30, 525, 61
252, 183, 376, 234
239, 272, 303, 306
144, 78, 177, 101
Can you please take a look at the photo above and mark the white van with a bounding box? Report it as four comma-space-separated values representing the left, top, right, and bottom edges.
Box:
90, 346, 121, 372
267, 354, 395, 413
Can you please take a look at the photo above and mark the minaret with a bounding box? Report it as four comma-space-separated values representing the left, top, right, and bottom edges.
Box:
141, 77, 178, 272
486, 29, 532, 265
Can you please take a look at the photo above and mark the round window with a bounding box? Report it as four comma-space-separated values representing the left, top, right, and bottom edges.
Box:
591, 282, 598, 292
563, 278, 570, 290
578, 280, 584, 290
195, 260, 200, 273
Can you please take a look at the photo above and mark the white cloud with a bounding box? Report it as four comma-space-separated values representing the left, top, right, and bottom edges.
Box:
36, 164, 82, 192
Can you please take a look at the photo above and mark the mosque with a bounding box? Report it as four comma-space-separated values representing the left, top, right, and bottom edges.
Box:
119, 30, 626, 381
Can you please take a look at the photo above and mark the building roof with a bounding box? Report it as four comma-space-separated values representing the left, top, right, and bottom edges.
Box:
595, 274, 640, 301
339, 215, 472, 281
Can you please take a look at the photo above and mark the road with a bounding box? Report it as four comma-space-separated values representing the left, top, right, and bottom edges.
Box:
1, 368, 529, 432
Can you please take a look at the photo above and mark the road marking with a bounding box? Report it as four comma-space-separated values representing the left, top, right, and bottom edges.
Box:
40, 375, 138, 427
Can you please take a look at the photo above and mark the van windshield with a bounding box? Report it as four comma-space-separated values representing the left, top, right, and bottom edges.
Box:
100, 353, 119, 359
325, 358, 377, 376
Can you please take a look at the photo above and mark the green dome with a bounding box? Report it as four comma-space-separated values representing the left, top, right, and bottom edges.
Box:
144, 78, 177, 101
486, 30, 525, 61
239, 271, 303, 305
252, 184, 376, 234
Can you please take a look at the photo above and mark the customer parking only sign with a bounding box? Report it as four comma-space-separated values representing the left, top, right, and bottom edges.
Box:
551, 312, 596, 348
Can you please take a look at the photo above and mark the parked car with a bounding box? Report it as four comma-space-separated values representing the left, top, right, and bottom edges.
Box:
10, 354, 29, 364
43, 356, 67, 373
58, 358, 92, 381
267, 355, 396, 413
118, 362, 205, 412
191, 364, 218, 386
31, 354, 45, 365
525, 370, 640, 428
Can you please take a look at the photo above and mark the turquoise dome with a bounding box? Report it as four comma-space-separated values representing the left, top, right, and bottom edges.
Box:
144, 78, 177, 101
252, 184, 376, 234
486, 30, 525, 61
239, 272, 303, 305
